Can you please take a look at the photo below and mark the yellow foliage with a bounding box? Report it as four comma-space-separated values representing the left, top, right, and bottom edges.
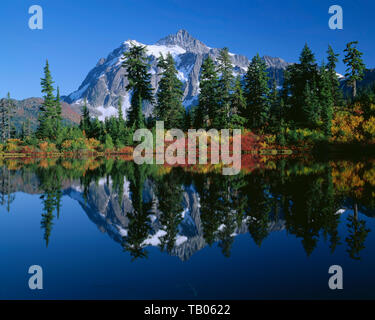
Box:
331, 110, 365, 143
363, 116, 375, 137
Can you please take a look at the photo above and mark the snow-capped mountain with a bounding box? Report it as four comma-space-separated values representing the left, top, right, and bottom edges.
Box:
64, 29, 291, 121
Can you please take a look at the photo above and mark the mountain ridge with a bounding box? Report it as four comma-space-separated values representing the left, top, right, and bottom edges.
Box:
63, 29, 292, 120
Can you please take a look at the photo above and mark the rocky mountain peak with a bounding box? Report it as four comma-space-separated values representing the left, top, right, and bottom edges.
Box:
64, 30, 292, 120
263, 55, 291, 69
156, 29, 210, 54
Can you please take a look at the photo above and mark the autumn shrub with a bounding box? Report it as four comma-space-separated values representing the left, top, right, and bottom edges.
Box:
38, 141, 58, 153
5, 142, 19, 153
117, 146, 134, 154
331, 108, 365, 143
61, 138, 87, 152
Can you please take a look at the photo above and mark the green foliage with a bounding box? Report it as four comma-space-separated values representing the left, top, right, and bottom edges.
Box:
320, 64, 334, 137
343, 41, 366, 98
104, 134, 114, 150
13, 40, 369, 151
0, 93, 16, 142
243, 53, 271, 131
154, 53, 185, 129
215, 48, 234, 128
37, 60, 62, 140
282, 44, 320, 128
122, 43, 154, 129
79, 98, 91, 134
327, 45, 343, 106
229, 76, 247, 129
286, 128, 325, 145
196, 56, 219, 128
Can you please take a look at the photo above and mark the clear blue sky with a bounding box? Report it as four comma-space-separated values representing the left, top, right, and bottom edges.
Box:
1, 0, 374, 99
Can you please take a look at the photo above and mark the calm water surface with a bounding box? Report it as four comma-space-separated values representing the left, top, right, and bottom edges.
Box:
0, 156, 375, 299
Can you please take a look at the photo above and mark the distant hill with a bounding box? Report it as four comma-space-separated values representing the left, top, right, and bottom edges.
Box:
340, 68, 375, 97
1, 97, 80, 133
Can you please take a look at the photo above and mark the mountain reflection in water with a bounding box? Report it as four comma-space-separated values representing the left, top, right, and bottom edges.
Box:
1, 156, 374, 262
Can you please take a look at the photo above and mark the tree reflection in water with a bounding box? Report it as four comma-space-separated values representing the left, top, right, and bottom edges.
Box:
0, 156, 374, 260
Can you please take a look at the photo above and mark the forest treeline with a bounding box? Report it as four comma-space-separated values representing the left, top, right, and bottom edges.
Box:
1, 40, 375, 153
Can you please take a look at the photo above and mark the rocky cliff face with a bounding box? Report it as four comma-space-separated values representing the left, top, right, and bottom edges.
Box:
63, 30, 291, 120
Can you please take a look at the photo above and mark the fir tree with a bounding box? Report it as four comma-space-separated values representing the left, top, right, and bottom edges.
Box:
215, 48, 234, 128
326, 45, 343, 106
155, 169, 184, 253
21, 118, 32, 139
122, 43, 154, 129
343, 41, 366, 98
183, 109, 192, 131
229, 76, 247, 128
79, 98, 91, 135
7, 93, 16, 139
154, 53, 185, 129
243, 53, 271, 131
302, 80, 320, 128
91, 117, 104, 141
37, 60, 56, 139
320, 64, 334, 137
54, 86, 62, 132
0, 98, 7, 143
196, 56, 219, 128
117, 96, 126, 144
283, 44, 320, 128
0, 93, 16, 141
3, 93, 16, 140
269, 75, 282, 133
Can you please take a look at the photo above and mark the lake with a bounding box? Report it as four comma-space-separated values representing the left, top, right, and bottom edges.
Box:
0, 156, 374, 299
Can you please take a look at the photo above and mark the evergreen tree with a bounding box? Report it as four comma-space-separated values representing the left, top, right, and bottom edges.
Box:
117, 97, 126, 144
183, 109, 192, 131
54, 86, 62, 132
320, 64, 334, 137
243, 53, 271, 131
90, 117, 104, 141
122, 43, 154, 129
326, 45, 343, 106
343, 41, 366, 99
117, 97, 125, 126
196, 56, 219, 128
21, 118, 32, 139
0, 98, 7, 143
0, 93, 16, 141
155, 169, 184, 253
346, 211, 370, 260
122, 164, 152, 260
229, 76, 247, 128
79, 98, 91, 135
154, 53, 185, 129
283, 44, 320, 128
7, 93, 16, 139
269, 75, 282, 132
215, 48, 234, 128
302, 80, 320, 128
37, 60, 56, 139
